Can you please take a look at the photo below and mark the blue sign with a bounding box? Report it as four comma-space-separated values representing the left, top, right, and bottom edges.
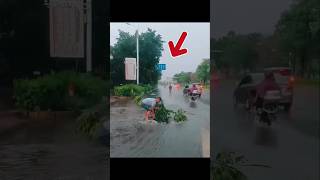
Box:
157, 64, 166, 71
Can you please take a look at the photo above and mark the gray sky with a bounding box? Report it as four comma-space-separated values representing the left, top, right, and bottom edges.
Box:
110, 23, 210, 79
211, 0, 293, 38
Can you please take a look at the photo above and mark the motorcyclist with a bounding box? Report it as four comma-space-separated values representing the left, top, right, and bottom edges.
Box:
188, 84, 198, 96
254, 72, 281, 112
183, 85, 189, 95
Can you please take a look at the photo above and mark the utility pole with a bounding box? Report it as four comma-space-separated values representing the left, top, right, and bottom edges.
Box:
126, 23, 139, 84
136, 29, 139, 84
85, 0, 92, 72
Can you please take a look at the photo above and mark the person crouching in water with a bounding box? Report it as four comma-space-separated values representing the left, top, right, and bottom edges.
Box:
141, 97, 162, 121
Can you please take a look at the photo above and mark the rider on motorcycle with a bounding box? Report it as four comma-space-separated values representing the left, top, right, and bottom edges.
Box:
254, 72, 281, 113
188, 84, 197, 95
183, 85, 189, 95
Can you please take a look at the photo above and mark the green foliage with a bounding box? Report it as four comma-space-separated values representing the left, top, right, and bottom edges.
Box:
173, 72, 192, 84
14, 71, 107, 111
114, 84, 151, 97
173, 109, 187, 122
111, 29, 164, 85
196, 59, 210, 84
213, 32, 259, 75
212, 152, 248, 180
155, 104, 174, 123
133, 94, 144, 106
276, 0, 320, 76
140, 84, 153, 92
76, 102, 107, 139
76, 110, 101, 139
212, 152, 271, 180
154, 105, 187, 123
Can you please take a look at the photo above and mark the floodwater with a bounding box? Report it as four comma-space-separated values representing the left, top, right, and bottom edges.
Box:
212, 80, 319, 180
110, 85, 210, 157
0, 116, 107, 180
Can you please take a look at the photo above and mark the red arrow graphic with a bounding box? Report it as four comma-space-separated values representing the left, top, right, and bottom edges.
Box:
168, 32, 188, 58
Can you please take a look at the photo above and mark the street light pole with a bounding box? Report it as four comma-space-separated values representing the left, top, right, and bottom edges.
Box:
86, 0, 92, 72
126, 23, 139, 84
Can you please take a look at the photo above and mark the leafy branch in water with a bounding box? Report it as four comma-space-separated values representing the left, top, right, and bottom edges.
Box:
155, 104, 173, 123
212, 152, 271, 180
155, 105, 187, 123
173, 109, 187, 122
76, 103, 106, 139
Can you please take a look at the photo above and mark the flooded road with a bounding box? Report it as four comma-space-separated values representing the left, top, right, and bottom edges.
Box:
212, 80, 319, 180
0, 116, 107, 180
110, 85, 210, 157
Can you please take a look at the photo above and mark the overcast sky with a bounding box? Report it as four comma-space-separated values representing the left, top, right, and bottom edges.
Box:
211, 0, 293, 38
110, 23, 210, 79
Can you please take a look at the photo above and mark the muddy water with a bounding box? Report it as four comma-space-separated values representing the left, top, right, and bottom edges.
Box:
0, 116, 107, 180
110, 85, 210, 157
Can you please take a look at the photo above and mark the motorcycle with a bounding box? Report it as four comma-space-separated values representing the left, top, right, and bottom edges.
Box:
189, 89, 201, 102
183, 88, 189, 97
255, 90, 281, 126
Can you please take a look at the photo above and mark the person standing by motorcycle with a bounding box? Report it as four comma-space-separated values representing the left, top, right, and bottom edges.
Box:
183, 85, 189, 96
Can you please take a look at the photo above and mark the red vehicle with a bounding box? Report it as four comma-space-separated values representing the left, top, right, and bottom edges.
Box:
263, 67, 294, 111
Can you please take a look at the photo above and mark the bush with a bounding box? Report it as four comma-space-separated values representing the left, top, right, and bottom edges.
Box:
133, 94, 144, 106
114, 84, 152, 97
14, 71, 107, 111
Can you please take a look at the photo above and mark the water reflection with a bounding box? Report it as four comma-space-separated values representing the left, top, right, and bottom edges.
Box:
0, 116, 106, 179
110, 85, 210, 157
254, 126, 278, 147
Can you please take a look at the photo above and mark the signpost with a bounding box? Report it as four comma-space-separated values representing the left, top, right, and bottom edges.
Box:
157, 64, 166, 71
47, 0, 92, 72
49, 0, 85, 58
124, 58, 137, 80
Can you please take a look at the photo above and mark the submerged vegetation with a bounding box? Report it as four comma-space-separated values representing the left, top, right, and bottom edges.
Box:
155, 104, 174, 123
76, 101, 107, 139
155, 104, 187, 123
212, 152, 271, 180
173, 109, 187, 122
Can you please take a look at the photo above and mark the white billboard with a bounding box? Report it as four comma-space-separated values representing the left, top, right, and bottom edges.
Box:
125, 58, 136, 80
49, 0, 84, 58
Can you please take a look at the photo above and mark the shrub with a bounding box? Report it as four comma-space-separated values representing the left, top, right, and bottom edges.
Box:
14, 71, 107, 111
114, 84, 151, 97
133, 94, 144, 106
